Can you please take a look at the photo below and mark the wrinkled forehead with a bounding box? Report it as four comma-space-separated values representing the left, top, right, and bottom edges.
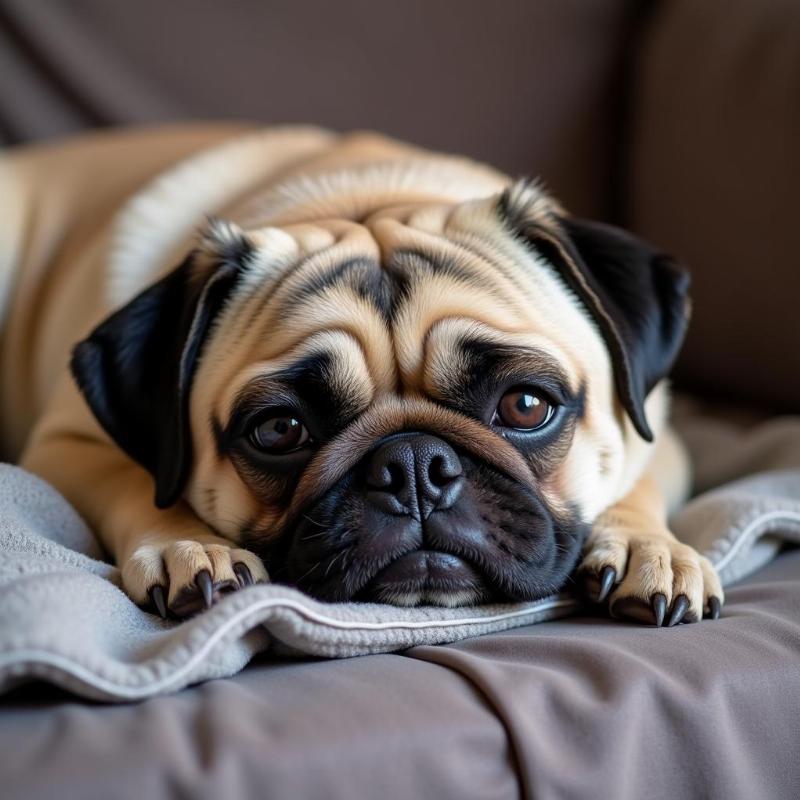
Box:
194, 210, 604, 420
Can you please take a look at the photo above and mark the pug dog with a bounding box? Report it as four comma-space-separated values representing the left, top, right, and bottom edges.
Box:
2, 125, 723, 625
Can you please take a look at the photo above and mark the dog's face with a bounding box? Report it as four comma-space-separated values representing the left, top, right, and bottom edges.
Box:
73, 180, 689, 606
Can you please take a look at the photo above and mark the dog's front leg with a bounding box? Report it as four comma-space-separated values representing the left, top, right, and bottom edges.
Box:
22, 434, 268, 618
578, 473, 723, 626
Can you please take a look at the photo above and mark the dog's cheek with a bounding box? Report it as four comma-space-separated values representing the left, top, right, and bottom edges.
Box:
268, 473, 360, 598
444, 462, 555, 599
188, 452, 297, 544
544, 422, 627, 525
200, 464, 263, 539
466, 465, 551, 561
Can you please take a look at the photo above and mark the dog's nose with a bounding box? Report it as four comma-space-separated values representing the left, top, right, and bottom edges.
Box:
365, 434, 463, 519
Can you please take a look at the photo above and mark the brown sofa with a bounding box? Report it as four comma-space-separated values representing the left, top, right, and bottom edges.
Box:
1, 2, 799, 798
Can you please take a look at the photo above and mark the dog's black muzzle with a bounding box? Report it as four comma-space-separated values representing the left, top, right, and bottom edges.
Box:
266, 431, 585, 605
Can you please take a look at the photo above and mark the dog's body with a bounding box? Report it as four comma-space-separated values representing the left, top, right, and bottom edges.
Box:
1, 124, 722, 624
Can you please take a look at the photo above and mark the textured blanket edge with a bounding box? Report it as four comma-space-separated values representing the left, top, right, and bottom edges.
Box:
0, 587, 579, 701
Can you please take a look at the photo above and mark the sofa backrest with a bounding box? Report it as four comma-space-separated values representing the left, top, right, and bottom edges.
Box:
2, 0, 798, 411
626, 0, 800, 411
0, 0, 642, 219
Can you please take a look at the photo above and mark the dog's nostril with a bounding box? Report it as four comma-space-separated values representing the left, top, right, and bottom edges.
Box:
385, 463, 406, 494
366, 454, 408, 493
428, 454, 462, 488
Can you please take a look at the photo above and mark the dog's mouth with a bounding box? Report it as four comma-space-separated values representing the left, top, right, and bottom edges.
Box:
262, 473, 583, 607
255, 433, 586, 607
357, 550, 487, 607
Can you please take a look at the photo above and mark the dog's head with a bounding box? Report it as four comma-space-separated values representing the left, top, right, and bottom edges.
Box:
72, 179, 689, 605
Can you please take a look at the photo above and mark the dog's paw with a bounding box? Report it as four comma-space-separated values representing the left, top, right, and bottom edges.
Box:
578, 526, 723, 626
121, 537, 269, 619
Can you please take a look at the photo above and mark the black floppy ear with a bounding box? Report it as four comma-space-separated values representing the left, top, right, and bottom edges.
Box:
507, 206, 690, 441
70, 220, 254, 508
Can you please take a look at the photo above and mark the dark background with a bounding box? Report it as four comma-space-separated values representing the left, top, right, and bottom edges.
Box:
2, 0, 798, 410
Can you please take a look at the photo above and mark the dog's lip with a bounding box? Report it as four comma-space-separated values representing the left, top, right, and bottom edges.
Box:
364, 550, 483, 593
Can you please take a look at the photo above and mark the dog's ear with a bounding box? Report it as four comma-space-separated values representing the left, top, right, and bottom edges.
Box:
71, 220, 253, 508
499, 184, 690, 441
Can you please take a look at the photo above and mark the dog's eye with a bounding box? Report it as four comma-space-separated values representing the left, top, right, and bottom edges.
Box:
248, 415, 310, 453
495, 389, 553, 430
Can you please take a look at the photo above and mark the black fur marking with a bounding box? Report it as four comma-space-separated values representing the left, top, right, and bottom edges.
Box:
291, 256, 409, 323
293, 257, 376, 304
220, 350, 374, 506
222, 351, 364, 449
292, 257, 387, 319
353, 267, 407, 322
497, 177, 544, 233
389, 249, 497, 295
205, 217, 256, 267
497, 201, 690, 441
255, 450, 586, 604
71, 235, 254, 507
289, 249, 497, 327
449, 339, 575, 418
433, 339, 584, 478
536, 219, 689, 441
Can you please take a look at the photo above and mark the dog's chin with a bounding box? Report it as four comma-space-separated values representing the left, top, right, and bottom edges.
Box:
359, 550, 488, 607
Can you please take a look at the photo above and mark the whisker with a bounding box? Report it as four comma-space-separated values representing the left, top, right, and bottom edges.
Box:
324, 550, 347, 578
295, 560, 321, 584
299, 528, 332, 541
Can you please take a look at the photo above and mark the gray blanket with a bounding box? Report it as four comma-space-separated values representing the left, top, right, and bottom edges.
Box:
1, 409, 799, 701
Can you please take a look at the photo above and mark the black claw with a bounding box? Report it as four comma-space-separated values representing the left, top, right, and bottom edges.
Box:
196, 570, 214, 609
708, 596, 722, 620
597, 565, 616, 603
652, 593, 667, 627
149, 585, 168, 619
234, 563, 253, 587
668, 594, 689, 627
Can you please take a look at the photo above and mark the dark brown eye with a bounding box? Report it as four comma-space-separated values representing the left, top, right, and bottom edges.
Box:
249, 415, 310, 453
496, 389, 553, 430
